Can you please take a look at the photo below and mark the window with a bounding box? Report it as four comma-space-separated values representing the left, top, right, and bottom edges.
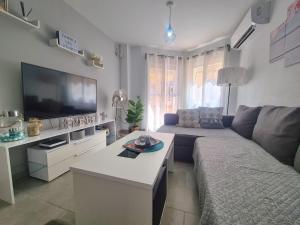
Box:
186, 48, 225, 108
146, 48, 224, 131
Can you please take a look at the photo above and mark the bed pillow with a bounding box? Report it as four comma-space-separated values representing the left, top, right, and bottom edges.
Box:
294, 145, 300, 173
253, 106, 300, 165
176, 109, 200, 128
231, 105, 262, 139
199, 107, 224, 129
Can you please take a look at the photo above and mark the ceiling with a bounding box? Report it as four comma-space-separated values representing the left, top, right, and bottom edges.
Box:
64, 0, 257, 51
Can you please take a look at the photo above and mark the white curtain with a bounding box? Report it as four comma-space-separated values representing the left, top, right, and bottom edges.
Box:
146, 55, 184, 131
185, 48, 225, 108
146, 48, 225, 131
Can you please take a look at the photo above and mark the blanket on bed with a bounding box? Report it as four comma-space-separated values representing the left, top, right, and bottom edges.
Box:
193, 137, 300, 225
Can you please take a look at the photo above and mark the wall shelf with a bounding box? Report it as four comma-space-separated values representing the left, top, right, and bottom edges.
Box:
0, 8, 40, 29
49, 38, 85, 57
87, 59, 104, 69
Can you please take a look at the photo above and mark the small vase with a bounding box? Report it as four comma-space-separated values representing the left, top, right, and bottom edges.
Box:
129, 126, 140, 133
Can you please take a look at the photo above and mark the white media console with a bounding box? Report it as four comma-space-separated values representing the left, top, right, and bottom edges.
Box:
0, 119, 115, 204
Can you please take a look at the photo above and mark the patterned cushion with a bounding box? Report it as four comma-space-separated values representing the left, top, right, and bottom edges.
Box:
176, 109, 200, 128
199, 107, 224, 129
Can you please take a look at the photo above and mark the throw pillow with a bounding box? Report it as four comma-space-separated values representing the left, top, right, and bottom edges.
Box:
177, 109, 200, 128
252, 106, 300, 166
294, 145, 300, 173
199, 107, 224, 129
231, 105, 262, 139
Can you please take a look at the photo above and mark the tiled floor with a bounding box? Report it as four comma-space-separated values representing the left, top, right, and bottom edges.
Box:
0, 162, 200, 225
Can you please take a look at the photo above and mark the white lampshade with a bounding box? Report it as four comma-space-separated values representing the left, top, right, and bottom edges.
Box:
217, 67, 247, 86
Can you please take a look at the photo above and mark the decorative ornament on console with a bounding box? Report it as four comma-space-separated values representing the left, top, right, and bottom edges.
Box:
27, 118, 42, 137
58, 114, 97, 130
0, 110, 25, 142
100, 112, 108, 121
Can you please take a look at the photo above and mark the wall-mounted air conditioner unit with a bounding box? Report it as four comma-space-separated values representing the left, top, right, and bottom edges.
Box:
231, 9, 256, 49
231, 1, 271, 49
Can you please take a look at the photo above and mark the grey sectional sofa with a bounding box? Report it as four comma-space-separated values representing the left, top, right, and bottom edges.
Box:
157, 107, 300, 225
158, 113, 235, 162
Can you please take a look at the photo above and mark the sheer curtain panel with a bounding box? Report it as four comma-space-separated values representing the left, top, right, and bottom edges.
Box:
185, 48, 225, 109
146, 55, 183, 131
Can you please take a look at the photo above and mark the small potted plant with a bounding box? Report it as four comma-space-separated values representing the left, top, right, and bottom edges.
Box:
126, 96, 144, 132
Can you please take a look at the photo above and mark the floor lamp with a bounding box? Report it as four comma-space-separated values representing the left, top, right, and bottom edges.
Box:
217, 67, 247, 115
112, 89, 128, 138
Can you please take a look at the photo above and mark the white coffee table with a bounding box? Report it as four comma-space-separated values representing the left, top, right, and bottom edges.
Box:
71, 131, 175, 225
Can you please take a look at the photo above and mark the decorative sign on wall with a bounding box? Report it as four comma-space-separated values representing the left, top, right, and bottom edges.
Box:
270, 22, 286, 62
285, 0, 300, 67
56, 30, 79, 54
270, 0, 300, 67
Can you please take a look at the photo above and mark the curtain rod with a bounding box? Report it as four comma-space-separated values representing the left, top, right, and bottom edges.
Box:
188, 46, 225, 59
145, 53, 183, 59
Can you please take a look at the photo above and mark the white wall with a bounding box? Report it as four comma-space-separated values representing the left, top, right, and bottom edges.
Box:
237, 0, 300, 107
0, 0, 120, 180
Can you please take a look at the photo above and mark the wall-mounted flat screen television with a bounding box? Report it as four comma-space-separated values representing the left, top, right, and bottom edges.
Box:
21, 62, 97, 121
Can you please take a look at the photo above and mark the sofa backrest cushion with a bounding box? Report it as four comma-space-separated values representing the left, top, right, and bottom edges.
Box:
164, 113, 234, 127
231, 105, 262, 139
199, 107, 224, 129
294, 145, 300, 173
252, 106, 300, 165
176, 109, 200, 128
222, 115, 235, 128
164, 113, 179, 125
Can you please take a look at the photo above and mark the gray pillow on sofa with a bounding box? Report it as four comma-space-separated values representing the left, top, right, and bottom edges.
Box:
199, 107, 224, 129
252, 106, 300, 165
231, 105, 261, 139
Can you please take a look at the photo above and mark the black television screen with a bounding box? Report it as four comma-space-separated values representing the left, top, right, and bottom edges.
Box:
22, 62, 97, 120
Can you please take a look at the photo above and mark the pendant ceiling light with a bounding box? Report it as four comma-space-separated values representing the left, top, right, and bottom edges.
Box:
165, 1, 176, 43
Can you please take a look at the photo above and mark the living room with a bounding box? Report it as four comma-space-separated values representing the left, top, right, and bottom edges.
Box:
0, 0, 300, 225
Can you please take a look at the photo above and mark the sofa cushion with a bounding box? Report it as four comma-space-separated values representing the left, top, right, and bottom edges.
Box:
158, 125, 240, 138
163, 113, 234, 127
231, 105, 261, 139
294, 145, 300, 173
164, 113, 179, 125
199, 107, 224, 129
252, 106, 300, 165
177, 109, 200, 128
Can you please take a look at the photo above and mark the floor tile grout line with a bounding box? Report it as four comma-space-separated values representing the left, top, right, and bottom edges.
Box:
43, 199, 74, 213
19, 189, 74, 213
166, 205, 200, 217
